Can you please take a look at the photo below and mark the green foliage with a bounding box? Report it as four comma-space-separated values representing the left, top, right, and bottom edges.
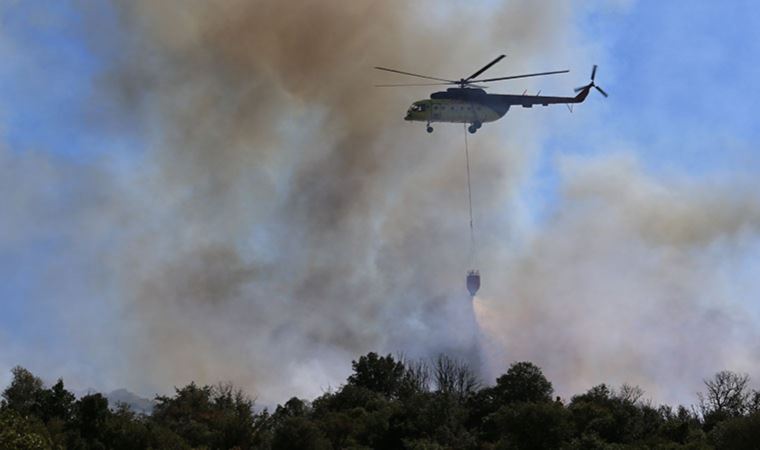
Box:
492, 361, 553, 405
2, 366, 44, 417
395, 391, 476, 449
486, 401, 572, 449
151, 381, 258, 449
347, 352, 405, 398
100, 403, 152, 450
36, 379, 75, 424
698, 370, 753, 432
569, 384, 645, 444
0, 408, 52, 450
659, 405, 704, 445
1, 356, 757, 449
272, 416, 332, 450
74, 393, 110, 442
432, 355, 480, 400
709, 412, 760, 450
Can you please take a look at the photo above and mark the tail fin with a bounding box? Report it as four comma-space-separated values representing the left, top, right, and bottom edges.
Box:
573, 85, 592, 103
573, 65, 608, 103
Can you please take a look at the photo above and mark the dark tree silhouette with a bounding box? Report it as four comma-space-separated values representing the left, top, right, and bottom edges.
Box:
492, 361, 554, 404
699, 370, 751, 417
433, 354, 480, 400
2, 366, 44, 416
4, 356, 760, 449
347, 352, 405, 398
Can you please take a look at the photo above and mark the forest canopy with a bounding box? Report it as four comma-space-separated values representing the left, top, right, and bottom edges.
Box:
2, 353, 760, 449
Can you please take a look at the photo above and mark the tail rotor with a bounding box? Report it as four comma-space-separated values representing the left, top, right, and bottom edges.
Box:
574, 65, 608, 97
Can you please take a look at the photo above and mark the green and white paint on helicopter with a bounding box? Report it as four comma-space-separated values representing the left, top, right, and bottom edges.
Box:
376, 55, 607, 134
405, 98, 505, 125
401, 80, 601, 134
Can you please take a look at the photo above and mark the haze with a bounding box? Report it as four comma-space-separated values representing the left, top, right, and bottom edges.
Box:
2, 0, 760, 408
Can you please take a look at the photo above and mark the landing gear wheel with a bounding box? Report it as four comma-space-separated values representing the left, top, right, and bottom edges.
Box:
426, 125, 433, 133
474, 121, 482, 130
468, 124, 477, 134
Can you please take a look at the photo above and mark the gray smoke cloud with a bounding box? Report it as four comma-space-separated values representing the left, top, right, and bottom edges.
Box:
77, 0, 576, 403
3, 0, 759, 408
476, 154, 760, 405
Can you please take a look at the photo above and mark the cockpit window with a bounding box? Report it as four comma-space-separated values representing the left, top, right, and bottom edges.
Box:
410, 104, 427, 113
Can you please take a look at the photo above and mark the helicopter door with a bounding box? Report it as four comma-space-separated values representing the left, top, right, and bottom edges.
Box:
431, 103, 441, 121
419, 102, 432, 122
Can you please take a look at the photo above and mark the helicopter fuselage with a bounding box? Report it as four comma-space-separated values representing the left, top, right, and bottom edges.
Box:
403, 84, 595, 133
404, 88, 509, 125
377, 56, 604, 133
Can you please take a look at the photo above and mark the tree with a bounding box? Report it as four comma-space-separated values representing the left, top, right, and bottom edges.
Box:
36, 379, 75, 424
347, 352, 405, 398
151, 382, 217, 447
396, 391, 475, 449
748, 390, 760, 414
209, 382, 257, 448
568, 384, 665, 446
0, 408, 52, 450
709, 412, 760, 450
486, 401, 572, 450
2, 366, 44, 416
432, 355, 480, 400
398, 358, 432, 397
614, 383, 645, 405
150, 381, 259, 449
102, 403, 152, 450
492, 362, 553, 405
72, 393, 111, 446
659, 405, 707, 446
698, 371, 751, 418
272, 416, 332, 450
273, 397, 310, 420
4, 353, 756, 449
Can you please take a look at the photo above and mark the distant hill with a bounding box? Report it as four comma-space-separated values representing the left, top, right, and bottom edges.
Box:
70, 387, 156, 414
105, 388, 155, 414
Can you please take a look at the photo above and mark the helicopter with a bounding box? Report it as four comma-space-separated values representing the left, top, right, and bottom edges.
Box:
375, 55, 607, 133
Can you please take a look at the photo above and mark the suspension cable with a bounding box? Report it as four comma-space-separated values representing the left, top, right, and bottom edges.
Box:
463, 124, 475, 264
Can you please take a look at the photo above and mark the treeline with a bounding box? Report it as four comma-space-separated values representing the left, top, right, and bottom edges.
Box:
2, 353, 760, 449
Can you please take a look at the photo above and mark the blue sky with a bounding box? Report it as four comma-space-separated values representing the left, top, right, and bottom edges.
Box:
0, 1, 127, 386
586, 0, 760, 173
2, 1, 760, 400
527, 0, 760, 222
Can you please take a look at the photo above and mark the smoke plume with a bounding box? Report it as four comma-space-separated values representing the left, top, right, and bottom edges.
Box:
82, 0, 574, 403
476, 154, 760, 405
3, 0, 759, 408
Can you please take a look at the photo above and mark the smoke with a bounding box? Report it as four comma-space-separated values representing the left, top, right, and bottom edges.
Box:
4, 0, 759, 408
475, 154, 760, 405
73, 0, 574, 402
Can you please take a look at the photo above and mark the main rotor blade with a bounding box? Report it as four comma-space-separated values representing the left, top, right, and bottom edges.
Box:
374, 82, 455, 87
472, 69, 570, 83
465, 54, 506, 81
594, 85, 609, 97
591, 65, 597, 81
374, 66, 454, 83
